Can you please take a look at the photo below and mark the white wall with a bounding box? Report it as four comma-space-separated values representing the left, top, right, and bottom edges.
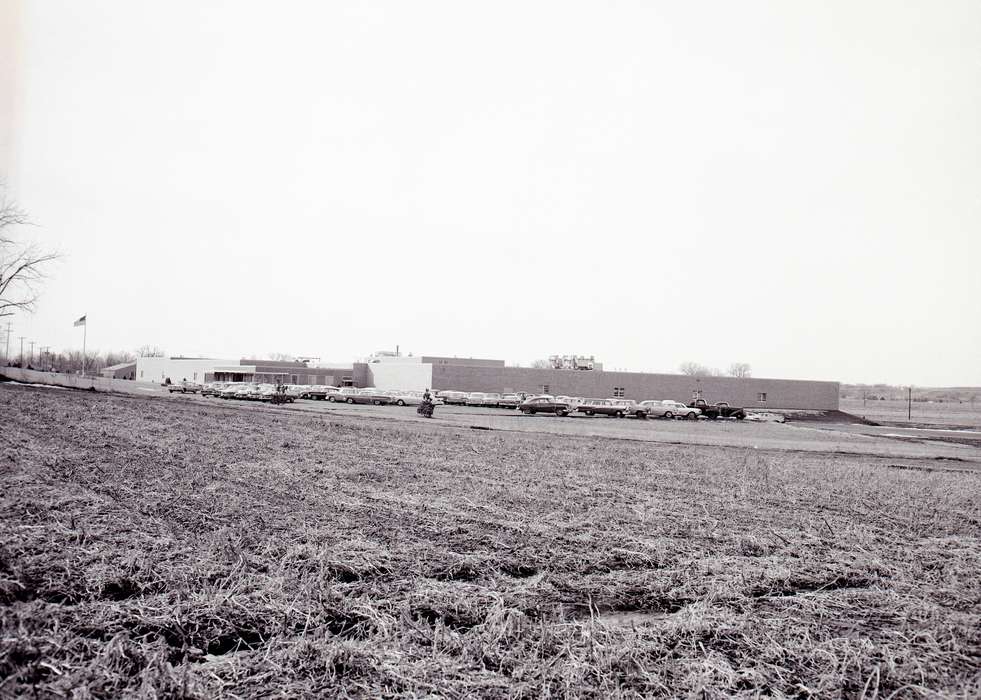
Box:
136, 357, 236, 384
367, 362, 433, 391
1, 366, 165, 395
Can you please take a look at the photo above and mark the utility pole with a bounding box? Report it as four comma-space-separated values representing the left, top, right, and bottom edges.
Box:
2, 322, 10, 364
18, 336, 25, 365
28, 340, 36, 365
908, 386, 912, 421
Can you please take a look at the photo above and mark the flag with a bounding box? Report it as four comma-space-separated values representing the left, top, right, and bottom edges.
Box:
74, 315, 86, 327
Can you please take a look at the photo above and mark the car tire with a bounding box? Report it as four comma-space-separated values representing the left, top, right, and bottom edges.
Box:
664, 411, 673, 419
615, 411, 624, 419
686, 412, 697, 420
346, 397, 354, 404
558, 410, 568, 417
396, 399, 405, 406
372, 399, 382, 405
585, 410, 595, 416
635, 411, 646, 419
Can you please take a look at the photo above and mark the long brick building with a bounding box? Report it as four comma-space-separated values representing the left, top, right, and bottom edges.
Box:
366, 355, 839, 410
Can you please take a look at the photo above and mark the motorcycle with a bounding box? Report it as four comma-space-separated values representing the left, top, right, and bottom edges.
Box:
416, 398, 435, 418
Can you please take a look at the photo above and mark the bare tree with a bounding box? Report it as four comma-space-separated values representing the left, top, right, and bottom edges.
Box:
135, 344, 166, 357
529, 359, 551, 369
0, 190, 60, 318
727, 362, 752, 378
679, 361, 720, 376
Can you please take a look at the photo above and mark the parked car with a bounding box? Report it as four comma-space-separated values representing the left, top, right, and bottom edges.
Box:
164, 380, 201, 394
201, 382, 227, 397
305, 385, 339, 400
481, 392, 502, 407
332, 387, 392, 405
688, 399, 746, 420
577, 399, 629, 418
233, 384, 258, 400
498, 393, 522, 409
555, 396, 586, 412
437, 390, 468, 405
519, 396, 572, 416
466, 392, 487, 407
218, 383, 243, 399
283, 384, 308, 399
610, 399, 648, 419
392, 391, 444, 406
642, 400, 700, 420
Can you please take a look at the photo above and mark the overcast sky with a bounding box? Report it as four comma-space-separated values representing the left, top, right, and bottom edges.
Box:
2, 1, 979, 385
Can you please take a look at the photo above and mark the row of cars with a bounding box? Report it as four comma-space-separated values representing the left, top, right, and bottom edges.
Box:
195, 382, 444, 407
173, 380, 746, 420
444, 392, 747, 420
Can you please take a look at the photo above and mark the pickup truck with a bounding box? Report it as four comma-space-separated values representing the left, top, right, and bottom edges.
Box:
688, 399, 746, 420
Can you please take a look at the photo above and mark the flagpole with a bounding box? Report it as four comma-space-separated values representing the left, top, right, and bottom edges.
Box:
82, 315, 87, 376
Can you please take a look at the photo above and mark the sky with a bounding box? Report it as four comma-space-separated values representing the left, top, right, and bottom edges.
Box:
2, 0, 980, 386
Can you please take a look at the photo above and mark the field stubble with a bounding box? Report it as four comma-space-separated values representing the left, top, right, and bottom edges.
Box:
1, 385, 980, 698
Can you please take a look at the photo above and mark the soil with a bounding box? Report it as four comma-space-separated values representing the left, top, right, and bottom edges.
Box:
2, 384, 980, 697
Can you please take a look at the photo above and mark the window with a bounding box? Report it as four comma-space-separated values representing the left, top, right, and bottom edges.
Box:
613, 387, 625, 398
542, 384, 550, 393
757, 392, 767, 402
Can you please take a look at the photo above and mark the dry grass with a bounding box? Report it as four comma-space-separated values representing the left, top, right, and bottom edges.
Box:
2, 385, 981, 698
841, 398, 981, 428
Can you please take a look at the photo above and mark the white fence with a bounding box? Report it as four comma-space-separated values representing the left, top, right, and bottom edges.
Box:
0, 366, 166, 396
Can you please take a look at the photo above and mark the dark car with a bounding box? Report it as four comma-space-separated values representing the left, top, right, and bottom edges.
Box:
518, 396, 572, 416
338, 388, 392, 405
688, 399, 746, 420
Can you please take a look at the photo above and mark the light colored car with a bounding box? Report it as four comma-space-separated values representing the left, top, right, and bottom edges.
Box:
392, 391, 444, 406
610, 399, 648, 419
466, 392, 487, 407
498, 393, 522, 409
255, 384, 281, 401
480, 392, 502, 407
218, 382, 243, 398
642, 400, 700, 420
555, 396, 586, 411
577, 398, 626, 417
437, 390, 468, 405
233, 383, 258, 400
201, 382, 227, 397
164, 380, 201, 394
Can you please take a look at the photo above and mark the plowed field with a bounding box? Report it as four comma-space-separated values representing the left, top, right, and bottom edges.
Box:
2, 384, 980, 697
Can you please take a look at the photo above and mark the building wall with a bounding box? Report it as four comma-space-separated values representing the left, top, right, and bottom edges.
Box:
136, 357, 235, 384
421, 356, 506, 368
367, 361, 434, 391
430, 365, 839, 410
100, 362, 136, 379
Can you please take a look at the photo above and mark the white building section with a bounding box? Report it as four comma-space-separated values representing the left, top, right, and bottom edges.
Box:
136, 357, 234, 384
364, 355, 434, 391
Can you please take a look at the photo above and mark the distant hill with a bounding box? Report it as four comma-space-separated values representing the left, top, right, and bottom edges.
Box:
841, 384, 981, 403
